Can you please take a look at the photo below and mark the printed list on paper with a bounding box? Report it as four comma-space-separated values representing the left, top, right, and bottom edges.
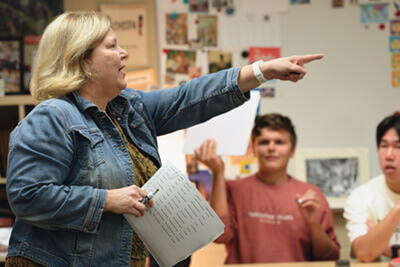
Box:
124, 161, 225, 267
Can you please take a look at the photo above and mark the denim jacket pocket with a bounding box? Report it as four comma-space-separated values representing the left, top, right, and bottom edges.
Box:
70, 126, 106, 170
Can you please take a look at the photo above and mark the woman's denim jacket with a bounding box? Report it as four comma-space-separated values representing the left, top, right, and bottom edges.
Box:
6, 68, 249, 266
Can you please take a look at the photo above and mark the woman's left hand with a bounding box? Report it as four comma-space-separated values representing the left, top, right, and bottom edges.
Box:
104, 185, 153, 217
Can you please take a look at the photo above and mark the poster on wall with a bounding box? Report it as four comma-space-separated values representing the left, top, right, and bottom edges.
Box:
248, 47, 280, 63
0, 0, 63, 38
0, 38, 23, 94
166, 13, 188, 45
189, 0, 209, 13
166, 50, 196, 74
101, 4, 150, 69
359, 3, 389, 24
208, 51, 232, 73
197, 15, 218, 47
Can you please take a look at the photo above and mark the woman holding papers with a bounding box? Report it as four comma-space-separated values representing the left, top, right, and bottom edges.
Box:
5, 11, 323, 267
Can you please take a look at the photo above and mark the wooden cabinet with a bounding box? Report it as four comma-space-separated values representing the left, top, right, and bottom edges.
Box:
0, 95, 34, 184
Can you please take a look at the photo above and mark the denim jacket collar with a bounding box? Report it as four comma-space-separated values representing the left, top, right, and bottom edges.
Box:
70, 90, 139, 116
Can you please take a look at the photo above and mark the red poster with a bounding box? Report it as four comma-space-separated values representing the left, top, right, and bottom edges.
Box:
249, 47, 280, 63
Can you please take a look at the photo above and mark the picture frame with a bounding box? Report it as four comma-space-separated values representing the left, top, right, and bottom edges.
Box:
0, 38, 23, 95
294, 147, 370, 210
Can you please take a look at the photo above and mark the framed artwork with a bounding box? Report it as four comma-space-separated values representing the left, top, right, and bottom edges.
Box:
294, 147, 370, 209
0, 38, 23, 94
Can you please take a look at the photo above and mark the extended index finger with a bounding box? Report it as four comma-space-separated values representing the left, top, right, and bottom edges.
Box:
300, 54, 324, 64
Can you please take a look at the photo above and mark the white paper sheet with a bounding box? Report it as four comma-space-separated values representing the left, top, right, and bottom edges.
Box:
221, 13, 281, 50
183, 90, 260, 156
157, 130, 186, 174
124, 162, 224, 267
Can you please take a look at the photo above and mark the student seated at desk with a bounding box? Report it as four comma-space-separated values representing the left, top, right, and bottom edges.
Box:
195, 113, 340, 264
344, 112, 400, 262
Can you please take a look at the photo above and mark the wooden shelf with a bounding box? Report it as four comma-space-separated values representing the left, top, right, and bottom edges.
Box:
0, 95, 34, 121
0, 95, 35, 184
0, 95, 33, 106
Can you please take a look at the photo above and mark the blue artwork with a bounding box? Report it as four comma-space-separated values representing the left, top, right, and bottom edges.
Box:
291, 0, 310, 4
188, 170, 212, 200
360, 3, 389, 24
390, 36, 400, 53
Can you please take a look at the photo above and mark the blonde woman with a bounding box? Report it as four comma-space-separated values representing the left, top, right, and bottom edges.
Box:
5, 11, 323, 267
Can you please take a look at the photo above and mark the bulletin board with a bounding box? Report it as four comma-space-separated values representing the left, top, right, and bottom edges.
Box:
156, 0, 400, 180
156, 0, 287, 178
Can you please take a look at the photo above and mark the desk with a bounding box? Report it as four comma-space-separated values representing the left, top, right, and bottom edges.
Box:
208, 262, 389, 267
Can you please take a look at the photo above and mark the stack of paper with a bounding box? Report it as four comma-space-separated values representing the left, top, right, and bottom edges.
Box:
124, 161, 224, 267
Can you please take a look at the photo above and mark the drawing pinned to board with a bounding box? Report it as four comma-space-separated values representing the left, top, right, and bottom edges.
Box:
189, 0, 209, 13
197, 15, 218, 47
208, 51, 232, 73
0, 38, 23, 94
188, 38, 204, 50
166, 13, 188, 45
392, 54, 400, 69
188, 170, 212, 200
188, 65, 202, 80
391, 20, 400, 35
332, 0, 344, 8
164, 73, 176, 87
359, 3, 389, 24
390, 36, 400, 53
291, 0, 310, 4
166, 50, 196, 74
211, 0, 229, 8
392, 70, 400, 87
259, 86, 275, 98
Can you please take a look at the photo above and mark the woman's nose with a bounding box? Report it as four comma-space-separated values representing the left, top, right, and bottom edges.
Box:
119, 46, 128, 60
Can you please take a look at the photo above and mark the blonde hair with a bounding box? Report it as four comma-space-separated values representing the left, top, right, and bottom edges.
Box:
30, 11, 111, 105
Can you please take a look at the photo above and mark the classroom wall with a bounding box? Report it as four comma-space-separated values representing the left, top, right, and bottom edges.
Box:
266, 3, 397, 257
272, 1, 398, 179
